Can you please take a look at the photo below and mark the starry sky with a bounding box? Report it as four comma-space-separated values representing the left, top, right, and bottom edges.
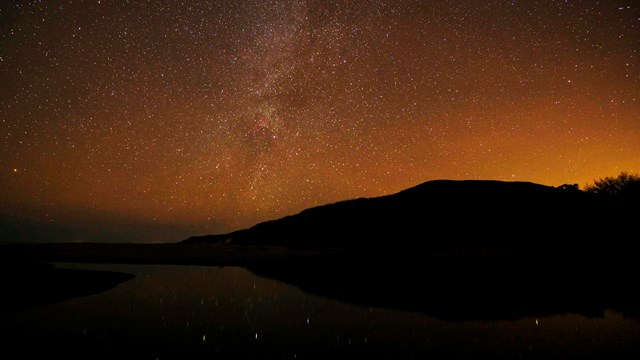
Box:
1, 0, 639, 243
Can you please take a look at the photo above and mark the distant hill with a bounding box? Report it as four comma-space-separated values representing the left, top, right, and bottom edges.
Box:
183, 180, 636, 253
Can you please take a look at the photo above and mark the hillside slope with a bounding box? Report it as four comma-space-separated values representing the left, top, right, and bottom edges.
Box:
184, 180, 633, 252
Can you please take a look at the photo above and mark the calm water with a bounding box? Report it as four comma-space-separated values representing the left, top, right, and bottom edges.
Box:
3, 263, 640, 359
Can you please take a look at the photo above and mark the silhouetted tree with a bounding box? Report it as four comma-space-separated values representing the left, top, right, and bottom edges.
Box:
583, 172, 640, 198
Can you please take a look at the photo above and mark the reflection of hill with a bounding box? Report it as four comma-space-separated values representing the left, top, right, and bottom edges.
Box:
249, 252, 640, 322
0, 262, 134, 314
184, 180, 637, 253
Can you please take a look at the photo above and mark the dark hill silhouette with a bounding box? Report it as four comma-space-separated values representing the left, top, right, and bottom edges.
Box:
183, 180, 635, 253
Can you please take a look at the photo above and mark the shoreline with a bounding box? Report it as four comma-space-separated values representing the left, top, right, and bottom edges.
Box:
0, 242, 343, 267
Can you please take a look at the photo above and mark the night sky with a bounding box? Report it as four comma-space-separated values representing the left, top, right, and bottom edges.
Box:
1, 1, 639, 243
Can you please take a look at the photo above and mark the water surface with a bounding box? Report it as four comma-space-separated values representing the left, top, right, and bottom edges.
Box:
3, 263, 639, 359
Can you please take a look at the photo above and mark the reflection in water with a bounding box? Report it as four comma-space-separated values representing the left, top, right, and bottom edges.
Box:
249, 254, 640, 321
2, 263, 639, 359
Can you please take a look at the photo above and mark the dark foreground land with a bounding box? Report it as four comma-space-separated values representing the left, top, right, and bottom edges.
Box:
0, 260, 134, 313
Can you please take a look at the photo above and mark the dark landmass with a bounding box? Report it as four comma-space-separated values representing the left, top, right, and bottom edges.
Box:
2, 179, 638, 320
4, 180, 637, 263
0, 261, 134, 314
185, 179, 639, 321
184, 180, 637, 254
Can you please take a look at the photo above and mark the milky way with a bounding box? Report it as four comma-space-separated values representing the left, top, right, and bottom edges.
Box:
1, 1, 639, 242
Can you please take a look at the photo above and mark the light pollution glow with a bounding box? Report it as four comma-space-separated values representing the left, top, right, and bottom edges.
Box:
1, 1, 638, 242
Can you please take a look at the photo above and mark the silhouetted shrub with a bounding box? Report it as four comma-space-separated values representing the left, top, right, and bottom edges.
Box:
583, 172, 640, 197
557, 183, 579, 192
